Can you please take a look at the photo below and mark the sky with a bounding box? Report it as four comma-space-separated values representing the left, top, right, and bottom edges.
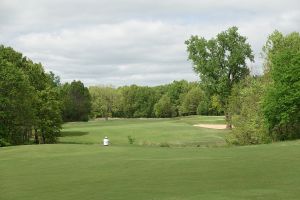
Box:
1, 0, 299, 86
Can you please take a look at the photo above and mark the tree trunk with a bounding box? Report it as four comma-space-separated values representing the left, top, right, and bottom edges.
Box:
41, 129, 45, 144
42, 134, 45, 144
34, 129, 39, 144
225, 112, 232, 129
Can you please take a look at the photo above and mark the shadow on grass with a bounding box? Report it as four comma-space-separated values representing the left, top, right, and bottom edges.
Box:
60, 131, 89, 137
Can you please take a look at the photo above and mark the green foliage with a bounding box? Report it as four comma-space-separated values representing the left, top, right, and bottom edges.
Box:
61, 81, 91, 122
131, 86, 157, 118
210, 95, 223, 114
180, 87, 203, 115
0, 58, 35, 145
196, 95, 223, 116
227, 77, 270, 145
88, 81, 215, 119
0, 138, 10, 147
154, 95, 175, 118
263, 31, 300, 140
36, 87, 63, 143
0, 45, 63, 145
118, 85, 157, 118
89, 86, 120, 120
186, 27, 254, 126
166, 80, 190, 116
197, 100, 209, 115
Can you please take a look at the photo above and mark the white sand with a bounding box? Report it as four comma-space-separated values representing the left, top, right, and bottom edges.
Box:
193, 124, 227, 130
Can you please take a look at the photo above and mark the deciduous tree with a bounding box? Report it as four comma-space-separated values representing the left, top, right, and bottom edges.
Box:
61, 81, 91, 122
154, 95, 175, 118
263, 31, 300, 140
89, 86, 120, 120
186, 27, 254, 128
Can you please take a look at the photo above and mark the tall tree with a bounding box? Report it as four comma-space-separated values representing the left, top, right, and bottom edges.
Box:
0, 61, 35, 145
263, 31, 300, 140
62, 81, 91, 122
185, 27, 254, 128
36, 87, 62, 143
0, 45, 64, 145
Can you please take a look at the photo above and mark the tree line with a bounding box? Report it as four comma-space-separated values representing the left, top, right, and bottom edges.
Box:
1, 27, 299, 147
186, 27, 300, 145
89, 80, 222, 120
0, 46, 91, 146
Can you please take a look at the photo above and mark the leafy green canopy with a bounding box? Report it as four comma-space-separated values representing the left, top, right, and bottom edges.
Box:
154, 94, 175, 118
185, 27, 254, 126
0, 61, 35, 145
0, 45, 62, 145
88, 81, 218, 119
61, 81, 91, 122
89, 86, 120, 120
226, 76, 270, 145
180, 87, 204, 116
263, 31, 300, 140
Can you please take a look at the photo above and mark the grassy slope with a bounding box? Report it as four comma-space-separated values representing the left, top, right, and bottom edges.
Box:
1, 142, 300, 200
60, 116, 228, 147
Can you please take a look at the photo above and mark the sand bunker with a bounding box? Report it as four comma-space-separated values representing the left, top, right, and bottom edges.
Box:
193, 124, 227, 130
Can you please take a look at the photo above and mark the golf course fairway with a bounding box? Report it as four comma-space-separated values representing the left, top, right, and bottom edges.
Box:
1, 116, 300, 200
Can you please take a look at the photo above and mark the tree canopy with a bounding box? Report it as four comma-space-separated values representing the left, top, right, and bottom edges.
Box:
263, 31, 300, 140
61, 81, 91, 122
185, 27, 254, 127
0, 45, 63, 145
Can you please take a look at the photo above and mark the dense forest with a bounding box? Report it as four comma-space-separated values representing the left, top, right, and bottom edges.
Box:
0, 28, 299, 147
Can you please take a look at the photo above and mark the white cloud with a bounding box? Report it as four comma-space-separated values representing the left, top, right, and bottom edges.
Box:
0, 0, 299, 86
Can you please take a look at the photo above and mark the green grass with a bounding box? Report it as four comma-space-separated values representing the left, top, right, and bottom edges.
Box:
1, 142, 300, 200
60, 116, 228, 147
1, 116, 300, 200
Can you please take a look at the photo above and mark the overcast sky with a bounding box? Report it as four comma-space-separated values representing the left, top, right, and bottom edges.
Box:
1, 0, 299, 86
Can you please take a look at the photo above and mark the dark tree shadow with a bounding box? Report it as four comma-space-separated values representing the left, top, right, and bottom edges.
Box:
60, 131, 89, 137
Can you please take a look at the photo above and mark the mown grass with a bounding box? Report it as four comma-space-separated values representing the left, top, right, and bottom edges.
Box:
1, 141, 300, 200
59, 116, 228, 147
1, 116, 300, 200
